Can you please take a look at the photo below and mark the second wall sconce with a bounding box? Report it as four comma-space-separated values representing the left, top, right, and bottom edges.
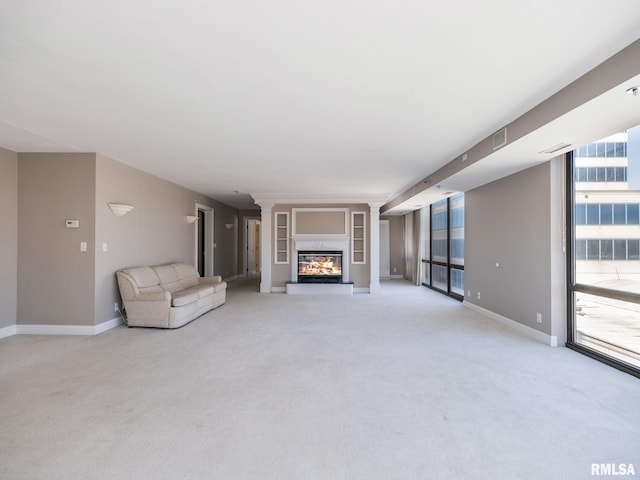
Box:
186, 215, 199, 224
108, 203, 134, 217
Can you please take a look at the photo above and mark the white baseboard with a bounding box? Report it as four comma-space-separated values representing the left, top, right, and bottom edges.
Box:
390, 275, 404, 279
271, 287, 286, 293
3, 317, 123, 337
354, 287, 370, 293
224, 274, 241, 282
463, 301, 558, 347
95, 317, 123, 334
0, 324, 17, 339
16, 324, 97, 335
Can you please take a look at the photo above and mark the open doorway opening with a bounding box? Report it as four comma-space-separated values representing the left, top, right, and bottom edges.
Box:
244, 218, 261, 277
195, 203, 214, 277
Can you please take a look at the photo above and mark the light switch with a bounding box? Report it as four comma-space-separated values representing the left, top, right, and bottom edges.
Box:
102, 242, 108, 252
80, 242, 87, 252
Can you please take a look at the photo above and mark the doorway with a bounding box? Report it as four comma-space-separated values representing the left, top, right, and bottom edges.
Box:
245, 218, 261, 277
195, 203, 214, 277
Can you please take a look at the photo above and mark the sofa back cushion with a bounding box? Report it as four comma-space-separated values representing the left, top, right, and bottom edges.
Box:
126, 267, 160, 287
173, 263, 200, 289
117, 267, 162, 299
151, 264, 182, 293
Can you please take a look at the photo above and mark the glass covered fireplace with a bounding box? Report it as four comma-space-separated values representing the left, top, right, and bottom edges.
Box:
297, 250, 343, 283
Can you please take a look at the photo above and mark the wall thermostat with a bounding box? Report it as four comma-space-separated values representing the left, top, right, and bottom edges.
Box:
65, 219, 80, 228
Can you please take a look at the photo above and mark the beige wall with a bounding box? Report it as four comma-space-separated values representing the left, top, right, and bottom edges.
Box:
0, 148, 18, 329
12, 151, 239, 328
95, 154, 239, 325
294, 210, 346, 235
465, 159, 565, 340
18, 153, 97, 326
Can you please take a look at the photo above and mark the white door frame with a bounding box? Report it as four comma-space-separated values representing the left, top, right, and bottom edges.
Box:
195, 203, 214, 276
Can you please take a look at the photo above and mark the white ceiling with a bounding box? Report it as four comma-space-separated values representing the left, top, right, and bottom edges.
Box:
1, 1, 640, 209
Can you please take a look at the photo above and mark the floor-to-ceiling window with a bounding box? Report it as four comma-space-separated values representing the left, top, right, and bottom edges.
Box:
421, 193, 464, 300
567, 126, 640, 377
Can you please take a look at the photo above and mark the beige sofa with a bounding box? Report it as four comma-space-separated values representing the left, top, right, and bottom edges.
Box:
116, 263, 227, 328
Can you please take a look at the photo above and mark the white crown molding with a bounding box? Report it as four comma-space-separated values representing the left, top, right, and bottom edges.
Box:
251, 193, 389, 207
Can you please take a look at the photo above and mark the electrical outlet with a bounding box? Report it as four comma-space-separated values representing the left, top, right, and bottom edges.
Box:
467, 290, 471, 297
536, 312, 542, 324
477, 291, 481, 300
114, 302, 119, 312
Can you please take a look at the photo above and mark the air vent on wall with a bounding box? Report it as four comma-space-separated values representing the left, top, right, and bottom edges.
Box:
493, 128, 507, 150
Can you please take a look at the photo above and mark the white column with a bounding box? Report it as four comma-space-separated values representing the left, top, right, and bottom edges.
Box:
369, 204, 381, 294
259, 203, 273, 293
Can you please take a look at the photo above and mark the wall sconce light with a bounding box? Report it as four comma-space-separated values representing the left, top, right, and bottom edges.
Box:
225, 223, 234, 230
108, 203, 134, 217
186, 215, 199, 224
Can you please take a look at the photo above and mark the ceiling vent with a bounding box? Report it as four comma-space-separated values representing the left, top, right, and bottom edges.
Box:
539, 143, 573, 154
493, 128, 507, 150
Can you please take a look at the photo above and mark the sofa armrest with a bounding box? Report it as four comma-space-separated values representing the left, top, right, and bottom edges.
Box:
136, 291, 171, 302
199, 276, 223, 284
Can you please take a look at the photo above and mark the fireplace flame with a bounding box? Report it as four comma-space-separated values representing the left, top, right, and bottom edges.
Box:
299, 256, 342, 276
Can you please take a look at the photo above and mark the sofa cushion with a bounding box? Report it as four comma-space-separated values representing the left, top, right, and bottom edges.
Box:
153, 265, 180, 284
213, 282, 227, 293
179, 285, 215, 299
172, 263, 199, 289
125, 267, 160, 288
173, 263, 198, 280
180, 277, 199, 289
172, 291, 200, 307
151, 265, 182, 293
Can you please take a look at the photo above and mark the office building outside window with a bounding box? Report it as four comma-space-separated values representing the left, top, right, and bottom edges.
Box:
568, 126, 640, 376
421, 193, 464, 300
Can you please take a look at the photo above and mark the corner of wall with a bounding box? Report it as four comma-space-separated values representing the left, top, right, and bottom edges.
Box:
0, 148, 19, 330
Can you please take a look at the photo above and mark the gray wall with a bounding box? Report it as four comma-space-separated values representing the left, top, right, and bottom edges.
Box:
0, 148, 18, 329
18, 153, 97, 326
13, 152, 239, 327
465, 159, 565, 341
213, 198, 240, 280
95, 154, 239, 325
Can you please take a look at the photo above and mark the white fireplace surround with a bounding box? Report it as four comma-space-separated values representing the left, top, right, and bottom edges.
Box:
291, 235, 350, 283
250, 193, 388, 294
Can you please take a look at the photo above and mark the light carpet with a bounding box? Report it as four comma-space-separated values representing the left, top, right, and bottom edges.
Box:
1, 278, 639, 480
